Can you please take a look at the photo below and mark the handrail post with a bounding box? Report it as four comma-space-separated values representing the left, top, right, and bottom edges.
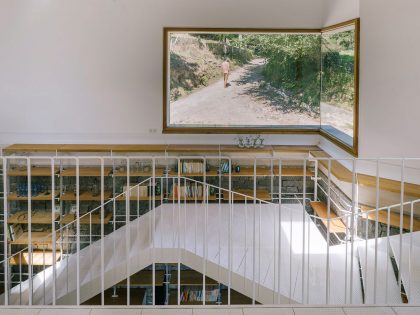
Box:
3, 157, 8, 306
398, 159, 405, 293
314, 160, 318, 201
302, 159, 306, 303
373, 159, 380, 304
326, 159, 331, 304
349, 158, 357, 304
125, 158, 130, 306
277, 159, 282, 304
76, 158, 80, 305
27, 157, 32, 306
51, 158, 56, 305
152, 158, 156, 306
100, 159, 105, 306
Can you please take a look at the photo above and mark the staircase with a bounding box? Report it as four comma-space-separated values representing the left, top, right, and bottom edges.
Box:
0, 177, 418, 306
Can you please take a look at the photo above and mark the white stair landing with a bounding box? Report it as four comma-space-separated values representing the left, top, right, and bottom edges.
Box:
1, 202, 376, 305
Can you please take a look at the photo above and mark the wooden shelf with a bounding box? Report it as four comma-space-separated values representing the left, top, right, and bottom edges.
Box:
3, 144, 321, 154
117, 270, 165, 286
223, 189, 272, 201
8, 192, 59, 201
274, 167, 314, 177
226, 167, 272, 177
7, 167, 58, 177
168, 195, 218, 202
8, 211, 59, 224
9, 231, 61, 246
60, 167, 112, 177
115, 195, 161, 201
171, 270, 218, 286
113, 168, 166, 177
360, 206, 420, 232
60, 191, 112, 201
9, 251, 61, 266
60, 212, 113, 225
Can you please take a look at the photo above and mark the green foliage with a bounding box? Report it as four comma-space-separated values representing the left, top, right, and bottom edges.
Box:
321, 30, 355, 108
242, 34, 321, 110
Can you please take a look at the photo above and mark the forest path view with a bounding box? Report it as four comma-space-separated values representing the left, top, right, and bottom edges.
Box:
170, 58, 320, 126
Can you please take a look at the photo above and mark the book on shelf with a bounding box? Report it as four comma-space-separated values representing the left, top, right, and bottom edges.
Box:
181, 161, 204, 174
123, 184, 160, 197
172, 184, 204, 198
180, 287, 219, 302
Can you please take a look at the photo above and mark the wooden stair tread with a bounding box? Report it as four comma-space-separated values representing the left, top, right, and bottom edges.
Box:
310, 201, 347, 233
311, 151, 420, 198
360, 206, 420, 232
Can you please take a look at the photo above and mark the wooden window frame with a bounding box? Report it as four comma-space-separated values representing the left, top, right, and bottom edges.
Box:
162, 19, 360, 156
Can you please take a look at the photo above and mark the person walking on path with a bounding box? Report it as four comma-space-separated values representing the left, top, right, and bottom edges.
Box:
222, 58, 230, 88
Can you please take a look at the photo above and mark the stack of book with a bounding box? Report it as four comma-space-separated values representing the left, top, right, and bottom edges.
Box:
172, 184, 204, 198
181, 161, 204, 174
180, 287, 219, 302
123, 184, 152, 197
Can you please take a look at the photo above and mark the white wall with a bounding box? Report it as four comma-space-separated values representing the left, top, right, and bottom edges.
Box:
323, 0, 359, 26
359, 0, 420, 158
0, 0, 329, 146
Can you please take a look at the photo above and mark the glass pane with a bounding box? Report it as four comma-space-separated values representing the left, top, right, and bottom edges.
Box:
321, 24, 356, 146
167, 31, 321, 128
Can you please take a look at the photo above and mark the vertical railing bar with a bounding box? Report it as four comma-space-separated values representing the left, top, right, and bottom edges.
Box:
177, 159, 181, 306
51, 158, 56, 306
289, 190, 293, 304
258, 200, 261, 298
386, 206, 390, 304
244, 196, 247, 290
228, 190, 233, 305
2, 158, 8, 306
373, 159, 380, 304
364, 202, 368, 304
277, 159, 282, 304
152, 159, 156, 306
76, 158, 80, 305
125, 159, 130, 306
408, 201, 414, 303
314, 160, 318, 201
349, 158, 356, 304
27, 158, 32, 306
398, 159, 404, 293
194, 181, 197, 254
301, 159, 306, 303
100, 159, 105, 306
19, 252, 22, 305
203, 185, 209, 306
252, 159, 256, 304
326, 159, 331, 304
43, 247, 46, 305
218, 161, 221, 300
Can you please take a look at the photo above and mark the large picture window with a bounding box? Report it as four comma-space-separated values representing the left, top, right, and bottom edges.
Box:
163, 20, 359, 155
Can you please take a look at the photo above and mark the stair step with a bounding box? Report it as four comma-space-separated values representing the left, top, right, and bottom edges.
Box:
389, 233, 420, 304
357, 238, 401, 304
310, 201, 347, 234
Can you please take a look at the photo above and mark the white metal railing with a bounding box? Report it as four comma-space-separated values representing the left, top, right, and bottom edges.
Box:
0, 155, 419, 306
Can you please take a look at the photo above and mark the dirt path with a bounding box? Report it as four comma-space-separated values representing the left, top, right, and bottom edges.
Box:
170, 58, 320, 126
